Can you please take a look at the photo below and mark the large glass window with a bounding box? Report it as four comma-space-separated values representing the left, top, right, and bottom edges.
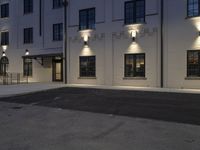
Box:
125, 0, 145, 25
187, 51, 200, 77
53, 23, 63, 41
24, 0, 33, 14
53, 0, 62, 9
1, 31, 9, 45
79, 8, 95, 30
80, 56, 96, 77
125, 53, 145, 77
187, 0, 200, 17
24, 28, 33, 44
1, 3, 9, 18
23, 58, 32, 76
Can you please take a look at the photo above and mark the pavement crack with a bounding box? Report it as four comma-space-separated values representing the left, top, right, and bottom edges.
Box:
92, 122, 124, 139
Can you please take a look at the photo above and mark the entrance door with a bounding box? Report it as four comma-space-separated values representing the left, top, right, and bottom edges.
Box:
52, 59, 63, 82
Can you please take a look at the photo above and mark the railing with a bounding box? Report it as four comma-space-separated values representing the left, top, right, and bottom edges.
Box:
0, 73, 29, 85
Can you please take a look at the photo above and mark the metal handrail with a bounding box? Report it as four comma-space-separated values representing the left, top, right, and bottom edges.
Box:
0, 72, 28, 85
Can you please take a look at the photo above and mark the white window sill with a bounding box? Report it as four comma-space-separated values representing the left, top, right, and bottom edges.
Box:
123, 77, 147, 80
78, 77, 97, 80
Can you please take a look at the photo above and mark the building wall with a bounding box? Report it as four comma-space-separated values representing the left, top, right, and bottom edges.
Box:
68, 0, 161, 87
0, 0, 63, 82
164, 0, 200, 89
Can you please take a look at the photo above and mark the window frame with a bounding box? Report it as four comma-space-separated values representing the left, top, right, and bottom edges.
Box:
187, 0, 200, 18
187, 50, 200, 77
79, 8, 96, 31
23, 58, 33, 77
24, 0, 33, 14
53, 23, 63, 41
24, 27, 33, 44
1, 31, 9, 46
124, 53, 146, 78
124, 0, 146, 25
79, 56, 96, 77
1, 3, 9, 18
53, 0, 63, 9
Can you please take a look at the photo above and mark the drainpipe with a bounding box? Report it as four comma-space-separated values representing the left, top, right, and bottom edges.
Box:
63, 0, 68, 84
160, 0, 164, 88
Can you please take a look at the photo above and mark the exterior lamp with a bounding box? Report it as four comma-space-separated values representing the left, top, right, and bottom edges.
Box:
131, 31, 137, 42
25, 49, 30, 56
2, 51, 6, 57
83, 35, 89, 46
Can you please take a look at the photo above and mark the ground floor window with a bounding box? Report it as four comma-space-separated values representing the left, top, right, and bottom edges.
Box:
23, 58, 32, 76
125, 53, 145, 77
187, 50, 200, 77
80, 56, 96, 77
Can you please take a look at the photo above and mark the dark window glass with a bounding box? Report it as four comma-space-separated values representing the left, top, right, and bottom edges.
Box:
24, 0, 33, 14
187, 0, 200, 17
1, 3, 9, 18
53, 23, 63, 41
24, 28, 33, 44
1, 31, 9, 45
53, 0, 62, 9
125, 0, 145, 25
79, 8, 95, 30
187, 51, 200, 77
125, 53, 145, 77
23, 58, 32, 76
80, 56, 96, 77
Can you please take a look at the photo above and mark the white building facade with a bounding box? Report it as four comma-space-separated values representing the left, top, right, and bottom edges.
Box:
0, 0, 64, 83
1, 0, 200, 89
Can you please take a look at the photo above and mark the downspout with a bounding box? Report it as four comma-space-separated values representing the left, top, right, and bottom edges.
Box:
63, 0, 68, 84
161, 0, 164, 88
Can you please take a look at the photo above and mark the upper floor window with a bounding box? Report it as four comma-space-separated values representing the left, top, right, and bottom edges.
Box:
187, 51, 200, 77
24, 28, 33, 44
79, 8, 95, 31
53, 23, 63, 41
24, 0, 33, 14
1, 31, 9, 45
53, 0, 62, 9
187, 0, 200, 17
125, 53, 145, 77
124, 0, 145, 25
1, 3, 9, 18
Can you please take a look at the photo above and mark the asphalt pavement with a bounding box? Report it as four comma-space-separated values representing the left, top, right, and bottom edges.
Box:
1, 87, 200, 125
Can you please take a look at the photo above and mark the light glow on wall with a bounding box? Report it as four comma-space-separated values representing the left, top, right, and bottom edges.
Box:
2, 45, 8, 51
79, 29, 93, 47
81, 46, 93, 56
127, 42, 142, 53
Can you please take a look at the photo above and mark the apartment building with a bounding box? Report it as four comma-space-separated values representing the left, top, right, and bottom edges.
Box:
1, 0, 200, 89
67, 0, 200, 89
0, 0, 64, 82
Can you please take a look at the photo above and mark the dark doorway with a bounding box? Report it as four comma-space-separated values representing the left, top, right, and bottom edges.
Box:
52, 58, 63, 82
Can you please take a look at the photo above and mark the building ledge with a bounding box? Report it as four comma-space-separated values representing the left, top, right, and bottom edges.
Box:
185, 77, 200, 80
123, 77, 147, 80
185, 15, 200, 20
78, 77, 97, 80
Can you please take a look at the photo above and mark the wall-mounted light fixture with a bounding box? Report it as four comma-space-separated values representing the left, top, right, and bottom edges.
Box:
131, 30, 137, 42
25, 49, 30, 56
83, 35, 89, 46
2, 51, 6, 57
